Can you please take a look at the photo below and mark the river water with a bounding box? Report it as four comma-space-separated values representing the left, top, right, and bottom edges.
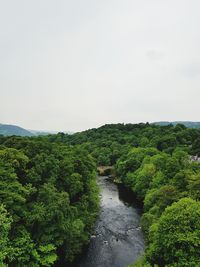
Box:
79, 176, 145, 267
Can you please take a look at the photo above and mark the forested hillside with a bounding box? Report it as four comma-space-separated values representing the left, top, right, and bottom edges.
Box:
0, 124, 34, 137
45, 123, 200, 165
0, 123, 199, 266
0, 137, 99, 266
0, 123, 63, 137
153, 121, 200, 129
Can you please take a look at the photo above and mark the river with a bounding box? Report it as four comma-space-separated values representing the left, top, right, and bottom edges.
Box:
78, 176, 145, 267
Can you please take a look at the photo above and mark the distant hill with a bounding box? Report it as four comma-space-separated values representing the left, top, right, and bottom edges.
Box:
29, 130, 74, 135
0, 123, 34, 136
153, 121, 200, 129
29, 130, 59, 136
0, 123, 73, 137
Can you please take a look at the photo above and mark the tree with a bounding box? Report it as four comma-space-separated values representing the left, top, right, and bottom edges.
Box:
134, 163, 156, 200
0, 205, 11, 266
147, 198, 200, 266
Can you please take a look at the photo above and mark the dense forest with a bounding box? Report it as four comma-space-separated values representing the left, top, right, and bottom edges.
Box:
117, 148, 200, 266
0, 123, 200, 266
0, 138, 99, 266
44, 123, 200, 165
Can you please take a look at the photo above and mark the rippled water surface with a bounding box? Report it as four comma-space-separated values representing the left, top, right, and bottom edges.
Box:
79, 176, 145, 267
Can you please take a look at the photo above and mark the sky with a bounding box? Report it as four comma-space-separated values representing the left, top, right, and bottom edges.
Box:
0, 0, 200, 132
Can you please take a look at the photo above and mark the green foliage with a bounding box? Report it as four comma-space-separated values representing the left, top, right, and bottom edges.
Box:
0, 123, 200, 266
128, 257, 152, 266
147, 198, 200, 266
0, 205, 11, 266
37, 123, 200, 266
38, 244, 57, 266
115, 130, 200, 266
0, 138, 99, 266
187, 172, 200, 200
41, 123, 200, 164
134, 163, 156, 200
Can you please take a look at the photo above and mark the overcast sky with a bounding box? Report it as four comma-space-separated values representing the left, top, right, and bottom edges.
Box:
0, 0, 199, 132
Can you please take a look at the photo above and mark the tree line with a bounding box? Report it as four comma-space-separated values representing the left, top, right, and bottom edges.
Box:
42, 123, 200, 166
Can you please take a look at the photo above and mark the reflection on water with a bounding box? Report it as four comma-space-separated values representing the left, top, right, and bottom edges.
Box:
79, 176, 145, 267
117, 182, 143, 210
